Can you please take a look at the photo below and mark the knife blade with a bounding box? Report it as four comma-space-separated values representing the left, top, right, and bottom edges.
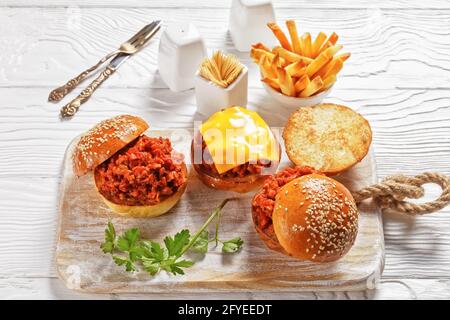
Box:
103, 20, 162, 70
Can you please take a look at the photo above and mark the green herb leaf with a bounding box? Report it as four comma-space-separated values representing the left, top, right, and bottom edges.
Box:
164, 229, 190, 257
129, 246, 145, 262
106, 221, 116, 242
141, 258, 160, 276
112, 256, 136, 272
140, 240, 167, 262
191, 230, 209, 253
116, 228, 140, 251
100, 221, 116, 253
174, 259, 195, 268
164, 259, 194, 275
101, 241, 114, 254
222, 237, 244, 253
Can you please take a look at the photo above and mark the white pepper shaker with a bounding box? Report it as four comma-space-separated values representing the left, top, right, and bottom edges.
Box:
158, 22, 207, 92
228, 0, 276, 52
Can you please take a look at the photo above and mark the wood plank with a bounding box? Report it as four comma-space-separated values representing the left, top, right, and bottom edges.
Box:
2, 0, 450, 9
1, 277, 449, 299
1, 8, 450, 89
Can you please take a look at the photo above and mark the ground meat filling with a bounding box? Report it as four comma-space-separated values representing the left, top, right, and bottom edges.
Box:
198, 140, 273, 178
94, 135, 186, 206
252, 166, 318, 236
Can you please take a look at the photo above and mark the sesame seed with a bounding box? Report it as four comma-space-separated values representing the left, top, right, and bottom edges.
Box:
297, 177, 359, 259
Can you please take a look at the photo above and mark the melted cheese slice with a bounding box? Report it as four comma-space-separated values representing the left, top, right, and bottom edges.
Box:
200, 106, 279, 174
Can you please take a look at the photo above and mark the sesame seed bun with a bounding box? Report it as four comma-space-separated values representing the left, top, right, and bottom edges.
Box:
283, 104, 372, 175
94, 162, 188, 218
272, 174, 359, 262
72, 115, 149, 177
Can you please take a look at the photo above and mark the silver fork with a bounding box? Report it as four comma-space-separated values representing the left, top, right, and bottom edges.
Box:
48, 23, 155, 102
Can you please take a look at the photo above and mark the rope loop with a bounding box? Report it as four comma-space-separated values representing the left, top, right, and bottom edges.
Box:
352, 172, 450, 216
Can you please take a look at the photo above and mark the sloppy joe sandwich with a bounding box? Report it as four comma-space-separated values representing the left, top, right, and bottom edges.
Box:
191, 106, 280, 193
283, 103, 372, 175
252, 167, 359, 262
73, 115, 187, 217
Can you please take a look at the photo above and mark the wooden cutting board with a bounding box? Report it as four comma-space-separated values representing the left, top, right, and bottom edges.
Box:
56, 128, 384, 293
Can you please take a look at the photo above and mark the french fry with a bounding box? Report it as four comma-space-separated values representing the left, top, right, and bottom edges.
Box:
267, 22, 292, 51
327, 32, 339, 45
272, 53, 284, 67
322, 75, 336, 90
262, 77, 281, 91
285, 60, 307, 77
298, 76, 324, 97
251, 48, 275, 62
317, 41, 331, 55
268, 55, 277, 76
294, 75, 310, 93
335, 52, 351, 62
276, 67, 296, 97
322, 59, 343, 79
286, 20, 302, 54
316, 32, 339, 55
272, 46, 313, 64
257, 22, 347, 98
301, 33, 312, 58
305, 44, 342, 77
252, 42, 271, 52
315, 56, 343, 78
259, 55, 277, 79
311, 32, 327, 57
315, 51, 349, 78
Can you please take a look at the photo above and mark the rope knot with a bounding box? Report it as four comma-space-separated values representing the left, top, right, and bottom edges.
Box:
352, 172, 450, 216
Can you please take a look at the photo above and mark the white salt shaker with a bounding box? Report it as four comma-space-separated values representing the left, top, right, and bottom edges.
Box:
194, 66, 248, 118
158, 22, 207, 92
228, 0, 276, 52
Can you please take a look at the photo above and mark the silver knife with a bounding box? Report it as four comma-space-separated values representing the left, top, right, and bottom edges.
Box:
60, 20, 162, 118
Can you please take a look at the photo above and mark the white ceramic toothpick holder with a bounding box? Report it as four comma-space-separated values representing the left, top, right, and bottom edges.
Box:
158, 22, 207, 92
194, 66, 248, 118
228, 0, 276, 52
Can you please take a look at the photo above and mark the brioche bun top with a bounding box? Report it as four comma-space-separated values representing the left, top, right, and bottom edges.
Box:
272, 173, 359, 262
72, 115, 149, 176
283, 103, 372, 175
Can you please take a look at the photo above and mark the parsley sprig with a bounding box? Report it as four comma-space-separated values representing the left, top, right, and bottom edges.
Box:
101, 199, 243, 276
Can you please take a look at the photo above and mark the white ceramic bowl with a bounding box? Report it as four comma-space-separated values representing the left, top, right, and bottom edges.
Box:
261, 81, 333, 110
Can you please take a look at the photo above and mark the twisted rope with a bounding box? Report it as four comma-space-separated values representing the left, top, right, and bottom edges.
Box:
352, 172, 450, 216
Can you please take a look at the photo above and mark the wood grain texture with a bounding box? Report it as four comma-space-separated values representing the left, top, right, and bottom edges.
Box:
0, 0, 449, 299
1, 277, 450, 300
1, 8, 450, 90
2, 0, 450, 9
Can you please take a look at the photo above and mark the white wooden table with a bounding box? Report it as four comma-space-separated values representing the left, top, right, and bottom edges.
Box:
1, 0, 449, 300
